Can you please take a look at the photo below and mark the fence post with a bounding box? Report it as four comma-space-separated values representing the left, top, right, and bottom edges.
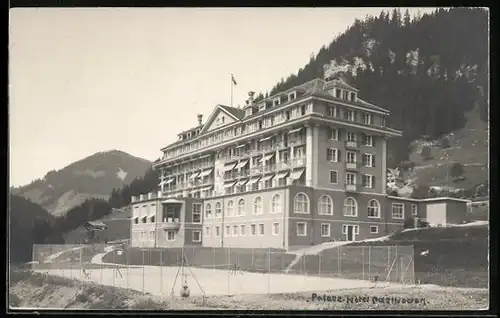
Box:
318, 251, 321, 277
112, 248, 116, 287
368, 245, 371, 281
142, 249, 145, 294
395, 245, 399, 283
251, 248, 254, 270
212, 247, 215, 272
160, 249, 163, 296
227, 247, 230, 295
267, 247, 271, 294
362, 246, 365, 281
338, 246, 341, 275
387, 246, 391, 281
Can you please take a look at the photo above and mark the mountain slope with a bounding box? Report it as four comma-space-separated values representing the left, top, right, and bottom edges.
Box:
11, 150, 152, 216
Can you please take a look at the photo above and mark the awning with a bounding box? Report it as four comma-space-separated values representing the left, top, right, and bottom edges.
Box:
165, 178, 175, 185
224, 181, 237, 188
288, 127, 303, 134
259, 136, 272, 143
199, 154, 211, 159
189, 171, 201, 180
260, 153, 275, 162
190, 189, 199, 194
158, 180, 166, 187
237, 178, 249, 186
201, 186, 214, 192
224, 162, 238, 171
235, 144, 246, 149
249, 176, 261, 184
290, 168, 305, 180
235, 160, 249, 170
261, 174, 275, 182
199, 169, 213, 178
276, 171, 290, 179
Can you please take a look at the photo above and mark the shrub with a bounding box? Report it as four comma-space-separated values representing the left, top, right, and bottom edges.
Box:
399, 160, 415, 170
411, 185, 431, 199
421, 146, 432, 160
440, 137, 451, 149
450, 163, 464, 178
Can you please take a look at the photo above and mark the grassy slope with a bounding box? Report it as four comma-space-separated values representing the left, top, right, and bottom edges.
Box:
407, 106, 488, 190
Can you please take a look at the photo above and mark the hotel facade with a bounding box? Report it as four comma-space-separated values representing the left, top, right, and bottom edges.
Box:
129, 78, 469, 250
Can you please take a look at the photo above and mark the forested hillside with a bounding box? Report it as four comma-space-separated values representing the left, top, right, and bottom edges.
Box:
256, 8, 488, 166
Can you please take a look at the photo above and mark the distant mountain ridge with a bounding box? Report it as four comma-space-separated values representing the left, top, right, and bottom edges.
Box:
11, 150, 152, 216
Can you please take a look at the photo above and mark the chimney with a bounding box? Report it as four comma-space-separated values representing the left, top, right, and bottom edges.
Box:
248, 91, 255, 106
245, 100, 249, 106
197, 114, 203, 126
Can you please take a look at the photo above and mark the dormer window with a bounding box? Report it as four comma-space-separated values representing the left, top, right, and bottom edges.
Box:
350, 92, 356, 101
345, 109, 355, 121
343, 91, 349, 100
288, 91, 296, 101
364, 113, 373, 125
273, 98, 281, 107
246, 107, 253, 116
259, 103, 266, 112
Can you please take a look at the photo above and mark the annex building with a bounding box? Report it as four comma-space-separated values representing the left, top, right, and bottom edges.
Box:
129, 77, 470, 250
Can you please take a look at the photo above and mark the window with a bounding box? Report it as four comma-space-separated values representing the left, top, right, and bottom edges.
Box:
289, 92, 296, 100
250, 224, 256, 236
327, 148, 338, 162
204, 226, 211, 237
240, 224, 246, 236
238, 199, 245, 216
345, 110, 355, 121
335, 89, 341, 98
363, 134, 373, 146
271, 194, 281, 214
149, 231, 155, 241
272, 222, 280, 236
347, 132, 356, 142
293, 193, 310, 214
150, 215, 155, 223
192, 231, 201, 242
204, 203, 212, 219
370, 225, 379, 234
346, 172, 356, 185
225, 225, 231, 237
318, 195, 334, 215
392, 203, 405, 219
346, 151, 356, 164
362, 174, 374, 188
167, 230, 175, 241
362, 153, 373, 167
192, 203, 202, 223
232, 225, 239, 236
227, 200, 234, 217
367, 199, 380, 218
258, 223, 265, 236
350, 92, 356, 101
297, 222, 307, 236
329, 170, 338, 184
215, 202, 222, 218
321, 224, 331, 237
344, 197, 358, 217
364, 113, 373, 125
264, 177, 273, 189
412, 204, 418, 216
328, 106, 337, 117
343, 91, 349, 100
215, 226, 220, 237
253, 196, 263, 215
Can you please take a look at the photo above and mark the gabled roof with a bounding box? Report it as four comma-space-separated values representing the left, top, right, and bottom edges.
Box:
218, 105, 246, 120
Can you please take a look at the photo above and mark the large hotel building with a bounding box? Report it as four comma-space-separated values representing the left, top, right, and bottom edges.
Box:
129, 77, 469, 250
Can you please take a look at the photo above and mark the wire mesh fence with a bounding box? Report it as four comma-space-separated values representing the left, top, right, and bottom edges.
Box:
30, 244, 415, 300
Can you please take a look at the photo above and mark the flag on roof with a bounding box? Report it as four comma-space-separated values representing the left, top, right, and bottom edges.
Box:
231, 74, 237, 86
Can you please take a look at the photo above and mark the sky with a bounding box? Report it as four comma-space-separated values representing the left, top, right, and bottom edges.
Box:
9, 7, 437, 187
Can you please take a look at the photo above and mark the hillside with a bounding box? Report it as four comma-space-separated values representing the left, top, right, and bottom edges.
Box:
11, 150, 151, 216
256, 8, 488, 171
405, 104, 488, 193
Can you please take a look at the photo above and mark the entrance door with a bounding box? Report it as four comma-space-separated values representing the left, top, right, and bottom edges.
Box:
346, 225, 354, 241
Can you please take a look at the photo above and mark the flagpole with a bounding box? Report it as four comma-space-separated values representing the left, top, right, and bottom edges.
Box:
230, 73, 233, 107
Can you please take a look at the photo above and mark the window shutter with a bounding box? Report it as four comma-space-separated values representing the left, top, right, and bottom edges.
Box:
337, 149, 342, 162
372, 137, 375, 147
354, 226, 359, 235
371, 176, 375, 188
337, 129, 342, 141
372, 155, 376, 167
342, 225, 347, 234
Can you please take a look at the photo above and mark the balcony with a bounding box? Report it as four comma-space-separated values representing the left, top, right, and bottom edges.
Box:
345, 184, 358, 192
345, 140, 359, 149
250, 166, 263, 176
291, 157, 306, 167
263, 164, 276, 174
345, 162, 359, 171
159, 218, 181, 230
289, 137, 306, 147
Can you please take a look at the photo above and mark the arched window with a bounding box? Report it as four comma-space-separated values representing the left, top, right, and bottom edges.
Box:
343, 197, 358, 217
215, 202, 222, 218
227, 200, 234, 217
205, 203, 212, 219
294, 193, 310, 214
238, 199, 245, 216
367, 199, 380, 218
271, 194, 281, 214
318, 195, 333, 215
253, 196, 263, 215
